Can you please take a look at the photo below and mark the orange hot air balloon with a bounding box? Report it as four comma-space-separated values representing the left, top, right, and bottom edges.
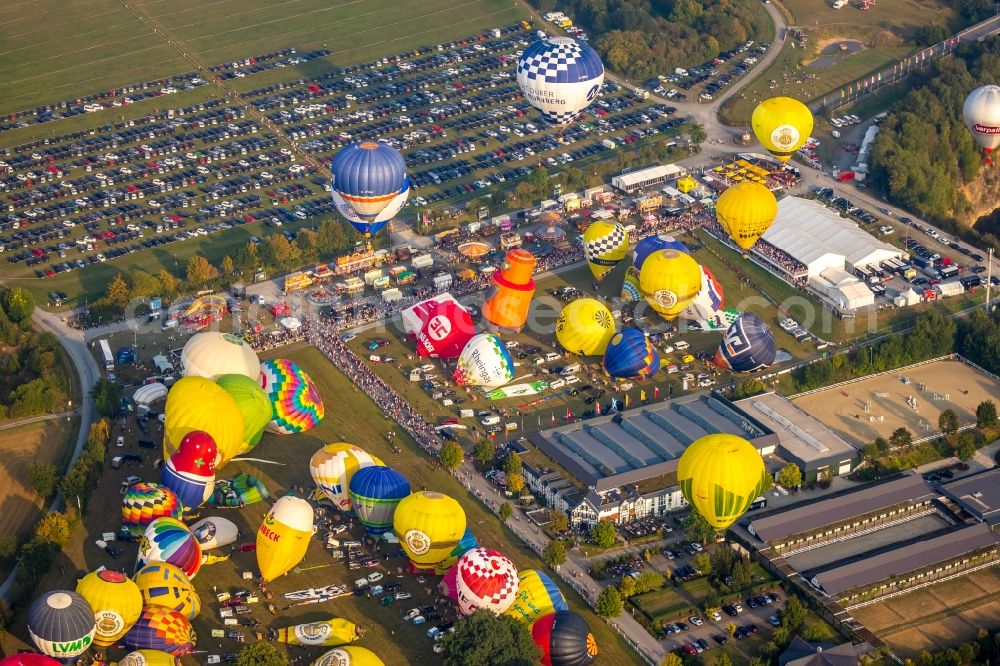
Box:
483, 249, 537, 332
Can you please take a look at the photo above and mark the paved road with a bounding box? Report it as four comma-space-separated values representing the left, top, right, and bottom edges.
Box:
0, 410, 77, 431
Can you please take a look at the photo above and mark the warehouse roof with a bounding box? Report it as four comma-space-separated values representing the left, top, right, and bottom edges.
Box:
735, 392, 858, 465
940, 468, 1000, 524
611, 164, 685, 190
807, 522, 998, 597
749, 474, 935, 543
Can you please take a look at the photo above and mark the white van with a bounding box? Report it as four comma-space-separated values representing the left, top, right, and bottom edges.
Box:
481, 415, 501, 426
561, 363, 581, 376
549, 379, 566, 390
673, 340, 690, 350
545, 352, 562, 362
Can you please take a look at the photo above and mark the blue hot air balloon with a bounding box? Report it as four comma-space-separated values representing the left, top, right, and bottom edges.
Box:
715, 313, 776, 373
632, 234, 688, 271
330, 141, 409, 237
516, 37, 605, 126
603, 328, 660, 379
348, 466, 411, 535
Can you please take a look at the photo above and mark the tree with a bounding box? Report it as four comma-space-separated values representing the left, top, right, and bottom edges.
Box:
104, 273, 130, 307
956, 432, 977, 461
692, 553, 712, 575
506, 472, 525, 495
874, 437, 890, 455
976, 400, 997, 428
914, 24, 949, 46
503, 452, 522, 475
780, 595, 806, 631
684, 121, 707, 146
186, 256, 219, 286
499, 502, 513, 522
730, 559, 752, 591
549, 510, 569, 533
683, 511, 717, 544
440, 609, 540, 666
633, 572, 665, 594
0, 536, 18, 561
91, 377, 123, 418
776, 463, 802, 490
28, 463, 57, 499
704, 589, 721, 612
35, 512, 71, 547
714, 654, 734, 666
221, 255, 235, 277
889, 427, 913, 450
473, 440, 495, 469
2, 287, 35, 323
939, 409, 959, 436
236, 642, 288, 666
861, 442, 881, 463
157, 269, 181, 297
542, 539, 567, 567
726, 623, 738, 636
590, 520, 617, 548
595, 585, 623, 617
438, 441, 464, 472
619, 575, 637, 598
125, 270, 161, 299
662, 654, 684, 666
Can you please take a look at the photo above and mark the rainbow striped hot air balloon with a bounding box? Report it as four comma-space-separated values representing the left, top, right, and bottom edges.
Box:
602, 328, 659, 379
122, 608, 195, 656
348, 466, 411, 534
122, 483, 182, 538
260, 358, 325, 434
136, 518, 203, 579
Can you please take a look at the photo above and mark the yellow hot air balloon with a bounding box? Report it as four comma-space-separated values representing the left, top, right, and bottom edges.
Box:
638, 250, 701, 320
312, 646, 385, 666
76, 570, 144, 647
164, 376, 244, 468
714, 181, 778, 252
506, 569, 568, 625
677, 433, 770, 530
582, 222, 628, 282
555, 298, 615, 357
276, 618, 361, 646
310, 443, 383, 511
117, 650, 178, 666
257, 495, 315, 581
133, 563, 201, 621
393, 491, 467, 566
751, 96, 813, 163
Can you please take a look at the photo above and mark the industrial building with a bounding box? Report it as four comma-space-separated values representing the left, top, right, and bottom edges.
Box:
611, 163, 686, 194
779, 637, 860, 666
940, 468, 1000, 525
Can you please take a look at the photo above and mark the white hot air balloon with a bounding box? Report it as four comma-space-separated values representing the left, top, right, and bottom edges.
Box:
179, 332, 259, 380
189, 517, 239, 550
516, 37, 605, 126
964, 84, 1000, 164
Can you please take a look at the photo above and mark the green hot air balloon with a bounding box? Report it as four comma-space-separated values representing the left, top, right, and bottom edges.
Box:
216, 374, 272, 454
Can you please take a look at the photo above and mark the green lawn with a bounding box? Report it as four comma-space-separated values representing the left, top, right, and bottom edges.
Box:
678, 577, 714, 605
776, 0, 955, 36
631, 586, 689, 619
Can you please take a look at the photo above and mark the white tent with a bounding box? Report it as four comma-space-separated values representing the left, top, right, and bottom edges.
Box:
895, 287, 922, 307
133, 382, 168, 406
809, 267, 875, 310
762, 197, 905, 277
279, 317, 301, 330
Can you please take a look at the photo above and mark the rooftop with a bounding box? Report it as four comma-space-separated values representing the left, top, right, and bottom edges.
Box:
611, 163, 685, 189
749, 474, 936, 543
806, 522, 998, 597
779, 636, 859, 666
736, 392, 858, 464
940, 468, 1000, 524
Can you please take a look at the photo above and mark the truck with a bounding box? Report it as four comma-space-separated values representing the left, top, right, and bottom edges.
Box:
601, 139, 616, 150
912, 255, 933, 271
99, 339, 114, 371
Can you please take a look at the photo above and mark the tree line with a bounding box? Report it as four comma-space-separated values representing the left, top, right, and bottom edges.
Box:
0, 288, 67, 420
529, 0, 770, 80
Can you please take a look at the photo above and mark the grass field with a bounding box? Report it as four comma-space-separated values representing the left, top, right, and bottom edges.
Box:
0, 342, 637, 664
631, 586, 689, 619
776, 0, 955, 35
678, 577, 714, 605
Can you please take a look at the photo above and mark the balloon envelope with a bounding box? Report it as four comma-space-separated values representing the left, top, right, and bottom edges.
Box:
455, 547, 520, 616
260, 358, 325, 434
211, 472, 269, 507
311, 443, 384, 511
257, 495, 315, 581
76, 570, 144, 647
751, 96, 813, 163
603, 328, 659, 379
517, 37, 605, 125
276, 618, 360, 646
0, 656, 61, 666
136, 517, 203, 579
715, 312, 776, 372
393, 491, 467, 566
415, 299, 476, 359
678, 433, 769, 530
117, 650, 178, 666
27, 590, 96, 659
619, 266, 641, 303
963, 84, 1000, 159
122, 483, 183, 537
582, 221, 628, 282
164, 376, 244, 467
506, 569, 568, 625
555, 298, 615, 357
216, 373, 273, 452
180, 332, 259, 381
331, 141, 409, 237
133, 562, 201, 621
189, 516, 239, 550
122, 608, 195, 656
532, 611, 598, 666
452, 334, 515, 388
632, 234, 687, 270
348, 465, 411, 534
432, 526, 479, 575
638, 249, 702, 319
312, 647, 385, 666
682, 266, 725, 323
715, 181, 778, 252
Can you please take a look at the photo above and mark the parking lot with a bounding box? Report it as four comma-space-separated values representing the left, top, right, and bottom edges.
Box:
643, 40, 771, 103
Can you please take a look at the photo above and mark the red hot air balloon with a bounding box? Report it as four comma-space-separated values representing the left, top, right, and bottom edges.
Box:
415, 300, 476, 359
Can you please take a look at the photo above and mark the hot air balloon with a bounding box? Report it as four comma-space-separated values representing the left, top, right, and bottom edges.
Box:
432, 526, 479, 575
117, 650, 178, 666
257, 495, 315, 581
632, 234, 688, 271
751, 96, 813, 163
163, 376, 244, 467
211, 472, 269, 507
963, 84, 1000, 164
216, 373, 273, 453
331, 142, 410, 237
260, 358, 325, 434
681, 266, 725, 324
619, 266, 641, 303
76, 570, 144, 647
133, 562, 201, 621
310, 443, 384, 511
276, 618, 361, 646
348, 465, 411, 534
0, 656, 61, 666
160, 430, 217, 510
532, 611, 598, 666
715, 312, 776, 373
506, 570, 569, 625
638, 249, 702, 320
122, 483, 182, 537
715, 181, 778, 252
581, 221, 628, 282
180, 332, 259, 380
452, 334, 515, 388
415, 299, 476, 359
516, 37, 605, 126
678, 433, 769, 530
394, 491, 467, 566
482, 248, 537, 332
27, 591, 96, 659
136, 517, 203, 579
454, 547, 520, 616
189, 516, 239, 550
122, 608, 195, 656
602, 328, 659, 379
555, 298, 615, 357
312, 646, 385, 666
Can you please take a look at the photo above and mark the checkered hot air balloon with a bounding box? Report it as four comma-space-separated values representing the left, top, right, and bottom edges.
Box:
517, 37, 605, 126
454, 547, 519, 616
122, 483, 183, 538
260, 358, 325, 434
122, 608, 195, 656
